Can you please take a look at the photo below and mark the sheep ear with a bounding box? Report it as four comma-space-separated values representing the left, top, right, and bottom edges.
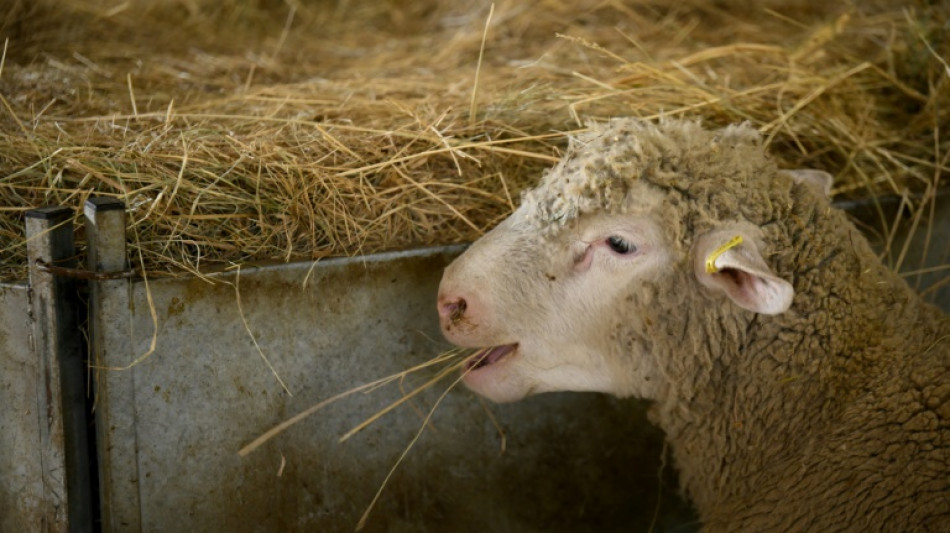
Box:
693, 230, 794, 315
779, 169, 833, 198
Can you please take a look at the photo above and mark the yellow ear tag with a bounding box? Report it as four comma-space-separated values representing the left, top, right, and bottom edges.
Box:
705, 235, 744, 273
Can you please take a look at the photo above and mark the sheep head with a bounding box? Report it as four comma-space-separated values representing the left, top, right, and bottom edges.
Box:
437, 118, 828, 403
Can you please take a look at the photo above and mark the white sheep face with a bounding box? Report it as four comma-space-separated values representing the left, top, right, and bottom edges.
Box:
437, 185, 673, 403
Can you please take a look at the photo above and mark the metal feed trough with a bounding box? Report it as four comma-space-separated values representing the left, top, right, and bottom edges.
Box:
1, 196, 945, 532
1, 198, 694, 533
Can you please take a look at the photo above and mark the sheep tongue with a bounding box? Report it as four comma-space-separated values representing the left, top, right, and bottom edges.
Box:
469, 344, 516, 370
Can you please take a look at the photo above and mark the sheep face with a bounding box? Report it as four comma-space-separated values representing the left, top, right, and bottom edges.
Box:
437, 118, 798, 403
438, 187, 672, 402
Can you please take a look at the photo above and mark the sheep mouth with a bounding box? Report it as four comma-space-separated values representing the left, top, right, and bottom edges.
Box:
465, 344, 518, 372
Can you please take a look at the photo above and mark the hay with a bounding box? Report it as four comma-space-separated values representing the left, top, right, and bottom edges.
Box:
1, 0, 948, 281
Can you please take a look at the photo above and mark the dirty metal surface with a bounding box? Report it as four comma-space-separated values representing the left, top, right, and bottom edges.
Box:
0, 283, 50, 532
26, 206, 94, 533
91, 246, 695, 533
86, 197, 141, 532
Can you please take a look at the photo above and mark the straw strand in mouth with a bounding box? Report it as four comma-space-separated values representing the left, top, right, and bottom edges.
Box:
238, 347, 473, 457
239, 345, 500, 530
339, 352, 471, 442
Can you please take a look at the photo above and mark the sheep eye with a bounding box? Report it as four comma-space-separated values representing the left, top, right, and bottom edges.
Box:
606, 235, 636, 254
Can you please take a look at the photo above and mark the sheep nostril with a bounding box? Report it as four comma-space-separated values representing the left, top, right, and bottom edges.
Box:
439, 297, 467, 323
450, 298, 467, 323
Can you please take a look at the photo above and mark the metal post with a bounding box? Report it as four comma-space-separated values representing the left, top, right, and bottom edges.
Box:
25, 206, 93, 533
84, 198, 141, 532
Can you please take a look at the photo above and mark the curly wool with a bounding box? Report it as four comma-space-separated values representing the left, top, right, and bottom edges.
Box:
525, 118, 950, 531
522, 118, 772, 232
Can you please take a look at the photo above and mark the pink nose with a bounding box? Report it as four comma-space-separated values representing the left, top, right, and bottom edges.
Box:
437, 294, 468, 322
438, 284, 489, 346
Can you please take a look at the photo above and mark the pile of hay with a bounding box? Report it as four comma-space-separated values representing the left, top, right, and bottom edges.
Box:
1, 0, 947, 281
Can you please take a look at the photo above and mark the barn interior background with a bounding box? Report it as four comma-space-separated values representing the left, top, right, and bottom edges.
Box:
0, 0, 947, 531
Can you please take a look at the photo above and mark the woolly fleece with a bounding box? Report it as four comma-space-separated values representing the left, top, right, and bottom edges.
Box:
504, 119, 949, 530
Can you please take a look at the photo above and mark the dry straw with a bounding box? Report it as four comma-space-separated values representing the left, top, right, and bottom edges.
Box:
0, 0, 947, 282
237, 345, 484, 530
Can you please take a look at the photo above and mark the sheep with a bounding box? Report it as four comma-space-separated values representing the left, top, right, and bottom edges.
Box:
436, 118, 950, 532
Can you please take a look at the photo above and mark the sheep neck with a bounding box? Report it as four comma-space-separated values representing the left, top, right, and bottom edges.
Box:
641, 210, 948, 526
